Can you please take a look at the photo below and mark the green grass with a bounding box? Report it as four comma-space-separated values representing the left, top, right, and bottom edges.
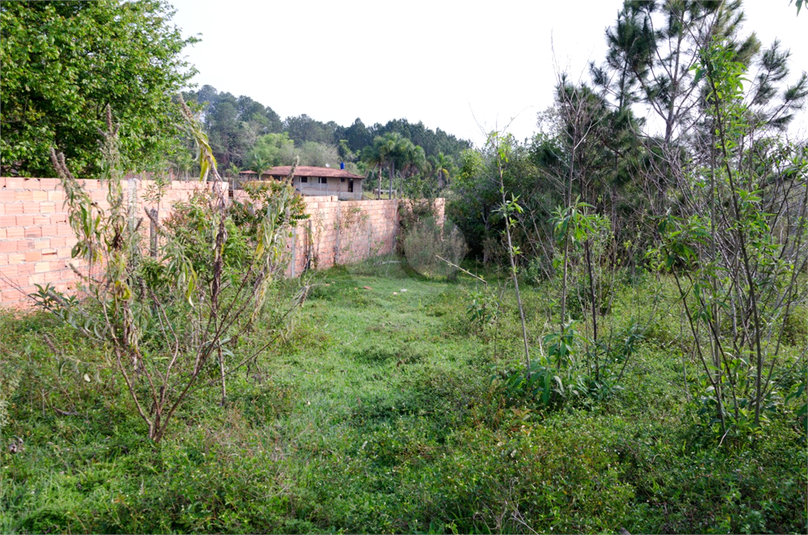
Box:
2, 259, 806, 533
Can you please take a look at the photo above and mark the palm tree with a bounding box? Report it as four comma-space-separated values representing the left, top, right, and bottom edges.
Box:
361, 141, 385, 199
428, 152, 454, 189
380, 133, 402, 198
248, 155, 269, 182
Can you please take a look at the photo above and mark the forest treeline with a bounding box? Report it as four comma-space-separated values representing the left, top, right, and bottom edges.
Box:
174, 85, 471, 195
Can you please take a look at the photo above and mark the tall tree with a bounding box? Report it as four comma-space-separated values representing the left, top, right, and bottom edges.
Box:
361, 139, 385, 199
428, 152, 455, 189
245, 133, 295, 169
597, 1, 758, 145
1, 0, 197, 176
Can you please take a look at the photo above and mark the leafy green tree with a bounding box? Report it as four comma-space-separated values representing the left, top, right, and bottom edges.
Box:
245, 133, 296, 169
337, 118, 373, 154
428, 152, 456, 189
374, 118, 472, 162
284, 114, 338, 146
337, 139, 356, 163
37, 102, 307, 442
296, 141, 339, 168
655, 37, 808, 434
183, 86, 283, 170
589, 4, 653, 112
447, 148, 506, 262
1, 0, 197, 176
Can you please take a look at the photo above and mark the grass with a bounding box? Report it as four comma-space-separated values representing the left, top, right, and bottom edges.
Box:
1, 257, 806, 533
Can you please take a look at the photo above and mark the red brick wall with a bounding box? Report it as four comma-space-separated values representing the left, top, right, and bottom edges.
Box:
1, 177, 444, 308
0, 177, 225, 308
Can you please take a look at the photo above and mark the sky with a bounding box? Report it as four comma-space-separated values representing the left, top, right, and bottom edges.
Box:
168, 0, 807, 147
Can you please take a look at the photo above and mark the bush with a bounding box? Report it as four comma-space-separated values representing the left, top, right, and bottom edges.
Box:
401, 217, 468, 279
35, 105, 308, 443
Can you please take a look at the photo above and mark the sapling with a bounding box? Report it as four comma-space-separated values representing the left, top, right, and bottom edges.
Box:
39, 102, 306, 443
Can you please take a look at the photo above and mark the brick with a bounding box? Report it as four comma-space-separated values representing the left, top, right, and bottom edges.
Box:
16, 215, 34, 226
29, 273, 48, 286
33, 239, 52, 250
40, 224, 59, 237
39, 202, 56, 213
24, 227, 42, 238
0, 263, 18, 278
44, 270, 62, 283
0, 240, 17, 253
31, 190, 48, 202
1, 290, 23, 304
38, 178, 59, 190
4, 178, 25, 189
8, 253, 24, 265
48, 190, 66, 202
16, 239, 35, 251
22, 202, 40, 214
6, 227, 23, 239
0, 215, 15, 227
5, 203, 22, 215
24, 250, 41, 262
0, 190, 15, 203
16, 262, 35, 275
14, 190, 34, 202
35, 261, 50, 273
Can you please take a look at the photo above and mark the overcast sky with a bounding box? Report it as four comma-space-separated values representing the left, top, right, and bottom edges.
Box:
168, 0, 807, 147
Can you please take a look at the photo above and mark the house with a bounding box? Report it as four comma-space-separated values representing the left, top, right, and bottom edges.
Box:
240, 165, 364, 200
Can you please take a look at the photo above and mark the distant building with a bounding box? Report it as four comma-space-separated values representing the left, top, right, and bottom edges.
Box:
240, 166, 364, 200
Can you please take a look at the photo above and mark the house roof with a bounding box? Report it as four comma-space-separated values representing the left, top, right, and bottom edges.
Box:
241, 166, 363, 180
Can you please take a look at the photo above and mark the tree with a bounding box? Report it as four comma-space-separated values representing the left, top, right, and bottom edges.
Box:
655, 36, 807, 434
361, 138, 386, 199
37, 102, 307, 442
246, 133, 296, 169
297, 141, 340, 167
284, 114, 337, 146
428, 152, 455, 189
1, 0, 197, 177
337, 118, 373, 154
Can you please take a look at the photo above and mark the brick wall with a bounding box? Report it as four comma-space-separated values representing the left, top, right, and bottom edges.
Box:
0, 177, 444, 308
0, 177, 225, 307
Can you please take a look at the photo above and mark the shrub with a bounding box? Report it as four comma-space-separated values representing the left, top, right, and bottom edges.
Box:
34, 104, 307, 443
401, 217, 468, 279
